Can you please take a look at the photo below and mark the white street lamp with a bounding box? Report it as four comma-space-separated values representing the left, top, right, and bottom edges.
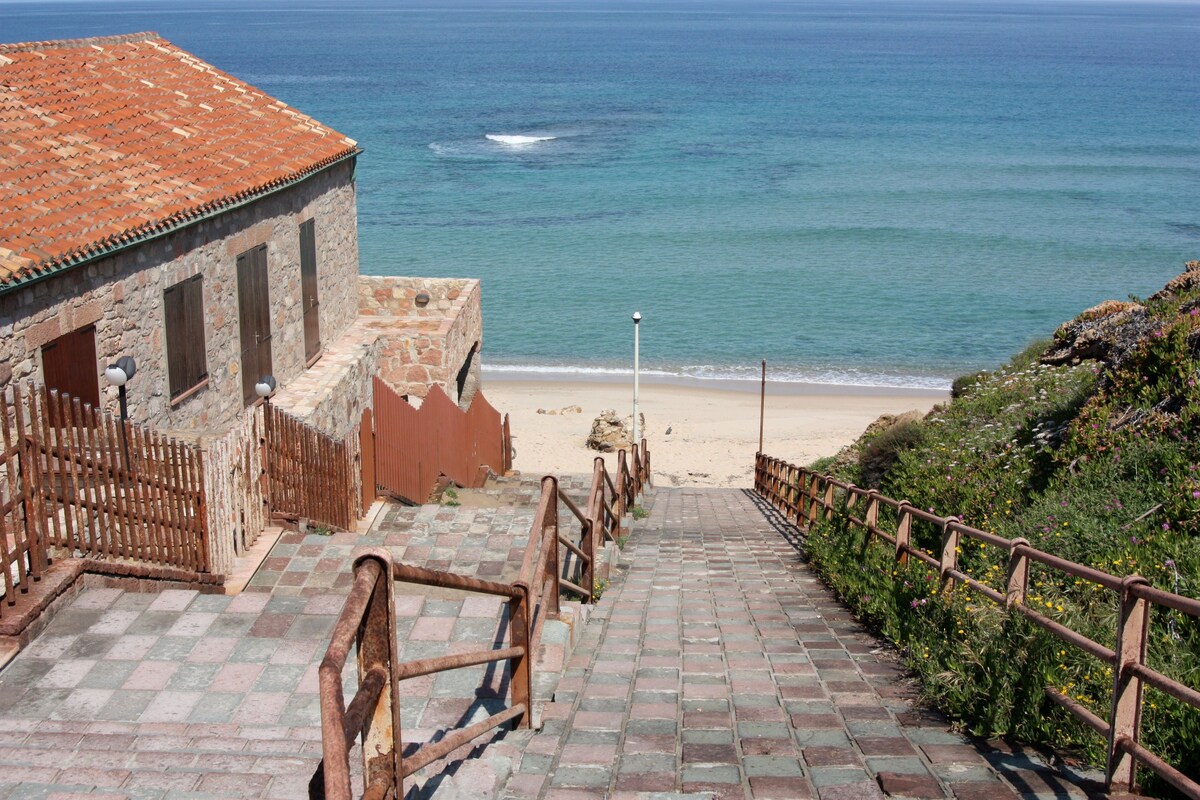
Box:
632, 312, 641, 447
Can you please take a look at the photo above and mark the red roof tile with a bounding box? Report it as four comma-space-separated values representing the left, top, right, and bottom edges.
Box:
0, 32, 359, 286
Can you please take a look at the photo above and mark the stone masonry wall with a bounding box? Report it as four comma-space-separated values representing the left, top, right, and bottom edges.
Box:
358, 276, 473, 319
360, 277, 483, 406
0, 160, 360, 435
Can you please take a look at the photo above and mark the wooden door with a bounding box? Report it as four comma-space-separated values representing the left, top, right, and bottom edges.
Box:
42, 324, 100, 408
236, 244, 272, 404
299, 219, 321, 363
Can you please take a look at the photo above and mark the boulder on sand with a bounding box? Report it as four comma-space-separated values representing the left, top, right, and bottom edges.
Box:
586, 409, 645, 452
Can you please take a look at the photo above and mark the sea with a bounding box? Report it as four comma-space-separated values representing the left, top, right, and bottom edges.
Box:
5, 0, 1199, 390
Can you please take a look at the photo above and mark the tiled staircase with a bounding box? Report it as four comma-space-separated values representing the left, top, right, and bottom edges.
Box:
0, 472, 624, 800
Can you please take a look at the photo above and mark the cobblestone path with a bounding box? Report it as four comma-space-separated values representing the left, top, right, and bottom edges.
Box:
503, 488, 1100, 800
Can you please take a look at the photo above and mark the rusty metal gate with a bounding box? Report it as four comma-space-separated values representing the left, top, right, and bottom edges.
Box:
371, 378, 508, 504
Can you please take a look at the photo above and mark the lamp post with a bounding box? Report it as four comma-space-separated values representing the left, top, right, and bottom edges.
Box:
632, 312, 641, 447
104, 356, 136, 469
256, 376, 277, 516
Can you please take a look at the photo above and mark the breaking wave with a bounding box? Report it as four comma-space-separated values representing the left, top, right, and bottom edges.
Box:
485, 134, 558, 146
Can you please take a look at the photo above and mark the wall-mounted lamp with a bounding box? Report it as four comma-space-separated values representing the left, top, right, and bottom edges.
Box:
104, 355, 137, 421
255, 375, 277, 400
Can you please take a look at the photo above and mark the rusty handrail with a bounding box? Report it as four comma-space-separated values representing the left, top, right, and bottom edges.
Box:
318, 550, 401, 800
317, 450, 653, 800
754, 452, 1200, 799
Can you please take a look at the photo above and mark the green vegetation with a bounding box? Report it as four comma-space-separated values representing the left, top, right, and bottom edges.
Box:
631, 505, 649, 520
803, 265, 1200, 788
441, 487, 460, 507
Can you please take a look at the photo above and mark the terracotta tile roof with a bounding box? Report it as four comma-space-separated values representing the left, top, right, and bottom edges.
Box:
0, 32, 359, 287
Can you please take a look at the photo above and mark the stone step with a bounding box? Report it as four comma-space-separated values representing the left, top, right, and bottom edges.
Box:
0, 721, 324, 798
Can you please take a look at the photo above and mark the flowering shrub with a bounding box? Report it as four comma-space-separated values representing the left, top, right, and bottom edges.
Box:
803, 273, 1200, 790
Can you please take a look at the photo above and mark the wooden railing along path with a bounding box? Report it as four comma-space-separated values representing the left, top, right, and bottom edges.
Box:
755, 452, 1200, 799
315, 443, 650, 799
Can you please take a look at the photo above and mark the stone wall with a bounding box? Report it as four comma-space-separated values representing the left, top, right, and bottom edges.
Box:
0, 159, 360, 434
200, 409, 267, 575
358, 276, 474, 319
361, 277, 483, 407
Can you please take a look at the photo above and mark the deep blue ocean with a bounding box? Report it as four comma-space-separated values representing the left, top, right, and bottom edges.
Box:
5, 0, 1199, 388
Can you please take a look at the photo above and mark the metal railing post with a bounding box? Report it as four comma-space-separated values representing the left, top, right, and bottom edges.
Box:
546, 476, 561, 617
1108, 576, 1151, 791
1006, 538, 1030, 608
895, 503, 912, 566
641, 438, 650, 487
356, 552, 401, 795
509, 582, 533, 729
582, 517, 595, 602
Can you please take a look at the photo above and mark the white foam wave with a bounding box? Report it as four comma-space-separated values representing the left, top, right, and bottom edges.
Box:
482, 363, 952, 391
486, 134, 558, 146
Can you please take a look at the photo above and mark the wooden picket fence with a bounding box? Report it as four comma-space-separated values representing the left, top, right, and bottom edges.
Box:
1, 383, 209, 619
263, 401, 355, 532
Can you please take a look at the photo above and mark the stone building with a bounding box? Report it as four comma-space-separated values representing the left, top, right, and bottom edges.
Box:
0, 32, 482, 443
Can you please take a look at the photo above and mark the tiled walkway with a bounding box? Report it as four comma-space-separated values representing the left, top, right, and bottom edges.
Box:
0, 482, 1101, 799
503, 488, 1100, 800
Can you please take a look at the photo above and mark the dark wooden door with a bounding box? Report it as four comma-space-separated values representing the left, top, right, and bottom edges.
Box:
299, 219, 320, 362
42, 325, 100, 408
237, 244, 273, 404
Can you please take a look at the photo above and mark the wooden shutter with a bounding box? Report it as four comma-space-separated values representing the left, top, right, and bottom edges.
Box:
299, 219, 320, 362
42, 325, 100, 408
164, 274, 207, 399
237, 244, 273, 405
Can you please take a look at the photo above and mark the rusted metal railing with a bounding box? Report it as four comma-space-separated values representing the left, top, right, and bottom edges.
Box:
317, 550, 401, 800
317, 448, 653, 799
754, 452, 1200, 799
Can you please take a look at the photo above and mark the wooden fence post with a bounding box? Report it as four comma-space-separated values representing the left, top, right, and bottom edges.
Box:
823, 481, 835, 521
939, 518, 959, 591
895, 503, 912, 566
865, 490, 879, 537
1107, 576, 1150, 792
806, 475, 820, 525
1006, 538, 1031, 607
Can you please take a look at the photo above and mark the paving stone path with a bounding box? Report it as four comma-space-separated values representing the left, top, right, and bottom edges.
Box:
0, 480, 1101, 799
502, 488, 1100, 800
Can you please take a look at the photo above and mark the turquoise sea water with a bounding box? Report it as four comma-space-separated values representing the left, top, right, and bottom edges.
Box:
5, 0, 1200, 388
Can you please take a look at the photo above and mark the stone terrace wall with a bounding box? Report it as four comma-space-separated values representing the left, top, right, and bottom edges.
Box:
359, 276, 474, 319
359, 277, 483, 406
200, 409, 267, 575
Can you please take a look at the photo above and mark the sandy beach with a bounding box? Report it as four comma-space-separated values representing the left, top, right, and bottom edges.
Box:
483, 373, 946, 489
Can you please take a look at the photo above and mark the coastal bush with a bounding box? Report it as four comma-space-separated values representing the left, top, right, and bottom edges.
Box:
858, 419, 925, 488
802, 268, 1200, 792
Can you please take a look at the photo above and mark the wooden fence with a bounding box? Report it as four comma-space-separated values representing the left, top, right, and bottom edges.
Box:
1, 383, 209, 619
263, 401, 355, 532
372, 379, 509, 504
755, 452, 1200, 799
